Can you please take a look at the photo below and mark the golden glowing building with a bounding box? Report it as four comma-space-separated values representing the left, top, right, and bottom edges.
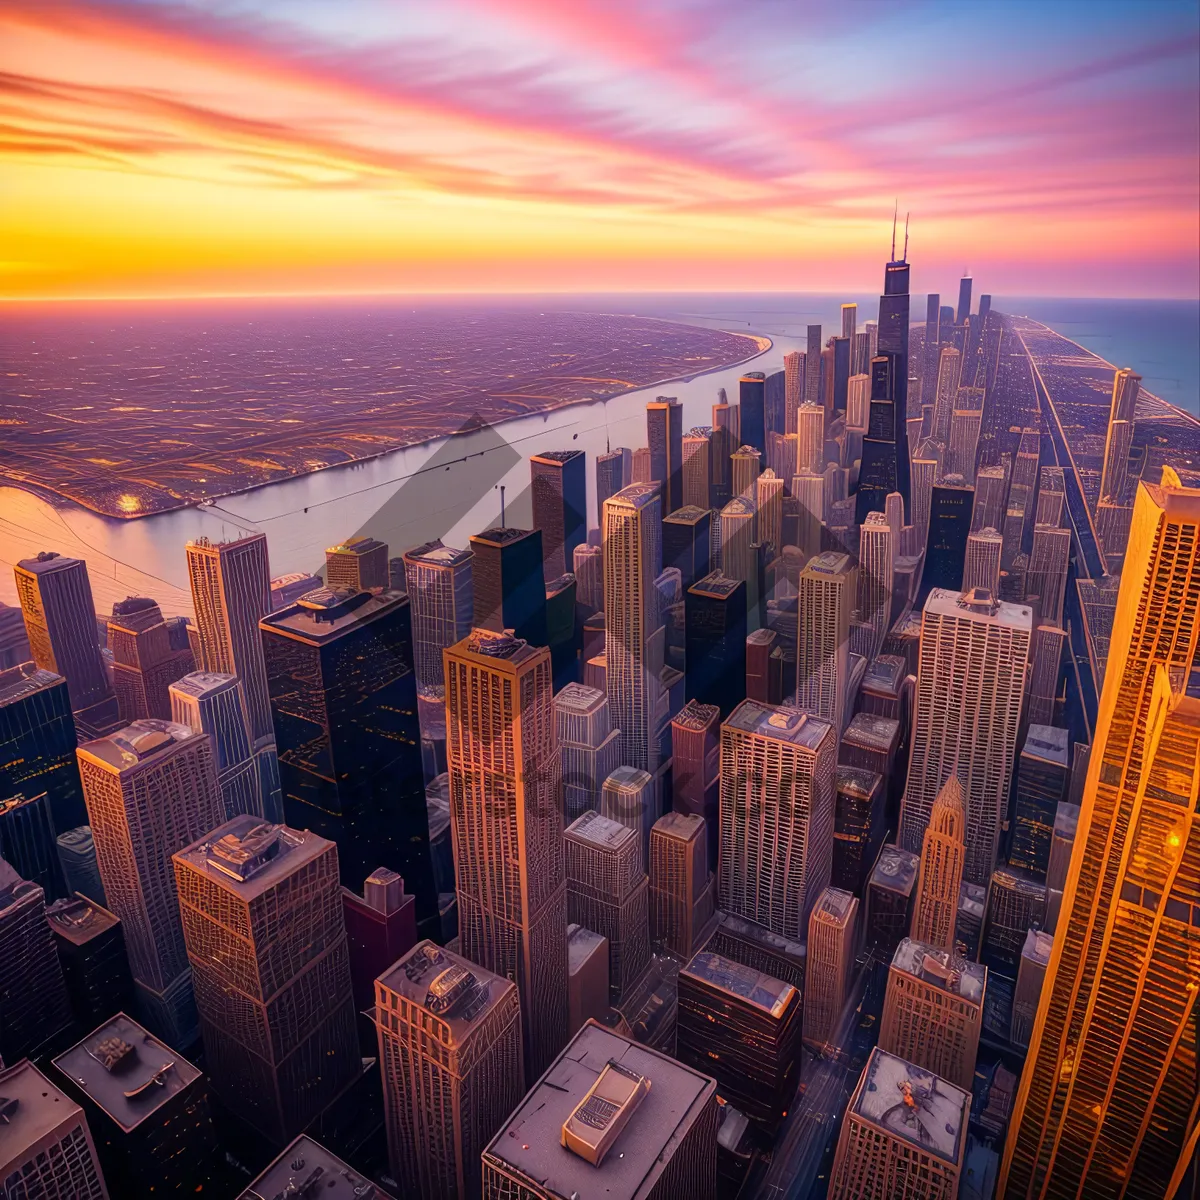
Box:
1001, 470, 1200, 1199
909, 777, 966, 952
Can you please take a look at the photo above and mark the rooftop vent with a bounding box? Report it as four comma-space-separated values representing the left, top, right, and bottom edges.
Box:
207, 823, 286, 881
561, 1059, 651, 1167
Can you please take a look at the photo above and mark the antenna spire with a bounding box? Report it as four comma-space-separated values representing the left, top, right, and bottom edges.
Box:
903, 212, 910, 262
890, 200, 898, 261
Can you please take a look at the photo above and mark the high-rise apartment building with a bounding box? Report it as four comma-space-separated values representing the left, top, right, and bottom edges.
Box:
555, 682, 620, 822
1097, 367, 1141, 504
375, 941, 522, 1200
1027, 522, 1071, 629
444, 629, 568, 1080
804, 886, 858, 1049
402, 540, 474, 696
900, 587, 1032, 884
603, 484, 666, 774
962, 526, 1003, 595
14, 551, 118, 737
531, 450, 587, 581
829, 1047, 969, 1200
596, 446, 632, 528
76, 718, 224, 1044
564, 809, 650, 1001
719, 699, 836, 939
481, 1020, 718, 1200
879, 937, 986, 1091
325, 536, 389, 592
260, 588, 436, 932
173, 817, 359, 1142
169, 671, 259, 820
107, 597, 192, 723
648, 810, 714, 958
646, 396, 684, 514
795, 551, 855, 732
0, 1060, 108, 1200
909, 777, 966, 951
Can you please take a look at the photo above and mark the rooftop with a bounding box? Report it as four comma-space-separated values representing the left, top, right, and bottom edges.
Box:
531, 449, 584, 465
891, 938, 986, 1004
261, 588, 406, 644
240, 1135, 395, 1200
685, 427, 712, 439
566, 809, 638, 852
605, 765, 654, 793
402, 539, 473, 567
651, 811, 706, 843
688, 571, 743, 600
836, 765, 882, 798
53, 1012, 202, 1133
471, 526, 538, 547
608, 483, 660, 511
724, 700, 832, 751
1023, 724, 1070, 767
15, 551, 80, 576
681, 950, 797, 1018
326, 536, 386, 556
554, 682, 607, 714
483, 1021, 714, 1199
0, 662, 65, 706
812, 887, 856, 926
1054, 801, 1080, 838
862, 655, 907, 694
46, 895, 120, 945
1021, 928, 1054, 967
663, 505, 710, 526
721, 496, 756, 517
746, 627, 776, 646
567, 924, 608, 974
168, 671, 238, 699
803, 550, 852, 576
842, 712, 901, 752
852, 1047, 967, 1163
77, 719, 199, 772
0, 1061, 84, 1176
869, 845, 919, 894
452, 628, 545, 669
671, 699, 719, 732
713, 911, 806, 965
925, 587, 1033, 630
174, 817, 325, 896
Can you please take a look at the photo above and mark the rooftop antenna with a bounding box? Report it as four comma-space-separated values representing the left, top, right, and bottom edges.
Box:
903, 212, 910, 262
890, 200, 898, 261
500, 484, 506, 529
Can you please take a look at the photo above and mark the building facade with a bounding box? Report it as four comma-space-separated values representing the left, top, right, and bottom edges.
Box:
909, 777, 966, 952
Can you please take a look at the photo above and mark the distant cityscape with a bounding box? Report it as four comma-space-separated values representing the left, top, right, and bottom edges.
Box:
3, 247, 1200, 1200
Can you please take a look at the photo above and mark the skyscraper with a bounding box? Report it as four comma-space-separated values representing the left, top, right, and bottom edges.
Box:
238, 1137, 395, 1200
783, 350, 804, 416
531, 449, 587, 581
1027, 521, 1071, 629
47, 893, 134, 1031
681, 427, 713, 510
1098, 367, 1141, 504
931, 346, 962, 446
260, 588, 436, 933
14, 551, 118, 737
962, 526, 1003, 595
921, 292, 941, 407
909, 777, 966, 951
646, 396, 684, 515
685, 572, 746, 715
107, 597, 193, 723
795, 551, 855, 732
596, 447, 632, 527
376, 941, 522, 1200
1009, 724, 1071, 879
0, 789, 65, 899
648, 810, 714, 957
603, 483, 666, 774
829, 1048, 969, 1200
919, 478, 975, 603
719, 699, 836, 939
1001, 476, 1200, 1198
855, 512, 894, 662
956, 273, 972, 325
854, 350, 911, 524
840, 301, 857, 341
805, 324, 822, 404
662, 505, 711, 592
555, 682, 620, 822
185, 533, 279, 816
864, 843, 920, 958
804, 886, 858, 1049
972, 463, 1008, 532
325, 536, 389, 592
173, 816, 359, 1142
169, 671, 259, 820
755, 468, 784, 552
600, 764, 656, 869
947, 387, 984, 481
792, 469, 825, 559
1010, 928, 1054, 1050
564, 809, 651, 1001
444, 628, 568, 1080
738, 374, 766, 466
402, 540, 474, 696
469, 525, 547, 647
76, 718, 224, 1044
900, 588, 1031, 884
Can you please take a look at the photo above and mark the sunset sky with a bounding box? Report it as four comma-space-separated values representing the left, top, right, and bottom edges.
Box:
2, 0, 1197, 300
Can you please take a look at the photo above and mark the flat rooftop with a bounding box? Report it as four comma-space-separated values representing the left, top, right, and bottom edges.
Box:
241, 1135, 395, 1199
724, 700, 832, 751
861, 655, 907, 694
812, 887, 856, 926
1022, 928, 1054, 967
842, 712, 900, 752
402, 539, 473, 567
608, 483, 660, 511
605, 765, 653, 793
449, 628, 544, 669
174, 817, 328, 898
1023, 724, 1070, 767
852, 1047, 967, 1163
168, 670, 237, 699
327, 536, 386, 555
803, 550, 852, 576
471, 526, 538, 548
0, 1060, 84, 1175
713, 911, 806, 962
869, 845, 919, 894
15, 551, 80, 577
924, 586, 1033, 631
681, 950, 797, 1018
566, 810, 637, 852
260, 588, 406, 644
531, 449, 584, 465
672, 699, 719, 731
46, 895, 120, 945
664, 505, 710, 526
53, 1012, 202, 1132
77, 718, 199, 773
688, 571, 743, 600
484, 1022, 714, 1199
0, 662, 64, 706
555, 682, 607, 714
836, 765, 882, 798
891, 938, 986, 1004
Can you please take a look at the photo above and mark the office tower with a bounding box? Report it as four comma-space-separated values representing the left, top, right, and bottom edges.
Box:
603, 485, 666, 775
920, 478, 975, 603
719, 699, 836, 939
854, 513, 894, 662
829, 767, 882, 893
947, 387, 984, 481
1044, 801, 1079, 929
239, 1136, 395, 1200
631, 445, 653, 484
829, 1047, 969, 1200
14, 552, 118, 737
730, 444, 760, 502
530, 449, 586, 582
544, 572, 579, 691
0, 858, 72, 1063
795, 402, 824, 474
789, 469, 822, 559
572, 543, 602, 617
325, 536, 389, 591
1036, 465, 1067, 527
564, 810, 650, 1001
107, 598, 191, 723
901, 588, 1031, 884
795, 551, 854, 731
685, 572, 746, 715
710, 402, 736, 508
670, 700, 719, 852
341, 867, 417, 1030
47, 894, 133, 1030
1027, 522, 1071, 629
482, 1020, 717, 1200
865, 844, 920, 957
962, 526, 1003, 595
1010, 725, 1070, 879
840, 301, 857, 342
910, 777, 966, 952
76, 719, 223, 1044
755, 469, 784, 552
956, 273, 972, 325
647, 396, 685, 516
444, 629, 568, 1080
910, 436, 940, 546
174, 816, 359, 1142
1010, 927, 1053, 1049
648, 811, 714, 957
401, 540, 474, 696
56, 825, 105, 904
939, 303, 955, 333
555, 682, 620, 822
804, 887, 858, 1049
783, 350, 804, 416
662, 505, 711, 592
705, 910, 805, 993
738, 373, 766, 467
0, 1060, 108, 1200
921, 293, 941, 406
680, 427, 712, 510
3, 789, 65, 904
261, 589, 436, 931
745, 627, 777, 703
1098, 367, 1141, 504
980, 863, 1046, 973
567, 923, 610, 1034
677, 950, 801, 1134
831, 335, 851, 412
931, 346, 962, 446
0, 600, 32, 668
469, 525, 547, 647
168, 671, 259, 820
846, 372, 870, 434
972, 463, 1008, 532
375, 941, 521, 1200
799, 323, 820, 405
52, 1012, 218, 1196
599, 765, 656, 868
596, 446, 632, 528
880, 938, 985, 1090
